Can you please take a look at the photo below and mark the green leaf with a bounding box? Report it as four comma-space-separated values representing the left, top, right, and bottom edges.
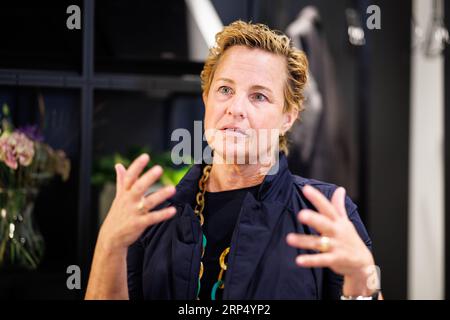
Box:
2, 103, 10, 117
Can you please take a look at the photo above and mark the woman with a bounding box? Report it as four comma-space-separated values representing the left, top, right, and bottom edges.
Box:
85, 21, 379, 300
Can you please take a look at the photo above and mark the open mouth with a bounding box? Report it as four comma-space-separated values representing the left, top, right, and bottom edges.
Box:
221, 128, 248, 137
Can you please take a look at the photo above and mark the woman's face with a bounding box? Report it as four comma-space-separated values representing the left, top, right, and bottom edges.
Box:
203, 45, 297, 164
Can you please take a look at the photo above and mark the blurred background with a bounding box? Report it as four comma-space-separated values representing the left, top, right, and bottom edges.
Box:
0, 0, 448, 300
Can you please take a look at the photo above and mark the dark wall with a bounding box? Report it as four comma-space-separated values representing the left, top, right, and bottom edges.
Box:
367, 0, 410, 300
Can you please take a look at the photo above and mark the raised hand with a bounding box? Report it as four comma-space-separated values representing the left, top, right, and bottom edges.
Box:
286, 185, 379, 297
98, 153, 177, 252
85, 153, 177, 299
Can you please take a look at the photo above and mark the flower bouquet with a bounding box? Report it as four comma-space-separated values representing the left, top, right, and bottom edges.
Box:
0, 103, 70, 270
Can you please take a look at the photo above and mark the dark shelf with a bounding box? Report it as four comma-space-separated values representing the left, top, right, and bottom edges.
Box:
0, 69, 84, 88
93, 73, 201, 94
0, 69, 202, 94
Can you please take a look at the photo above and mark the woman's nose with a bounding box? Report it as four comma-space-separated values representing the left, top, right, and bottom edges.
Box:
226, 95, 246, 118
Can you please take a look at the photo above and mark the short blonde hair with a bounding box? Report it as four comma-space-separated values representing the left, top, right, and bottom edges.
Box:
200, 20, 308, 155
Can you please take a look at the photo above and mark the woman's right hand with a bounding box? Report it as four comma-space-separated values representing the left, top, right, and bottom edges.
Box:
98, 153, 177, 253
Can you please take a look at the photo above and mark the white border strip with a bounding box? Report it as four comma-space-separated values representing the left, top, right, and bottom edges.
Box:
408, 0, 445, 300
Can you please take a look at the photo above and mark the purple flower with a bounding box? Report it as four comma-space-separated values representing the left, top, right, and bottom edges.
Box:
16, 125, 44, 142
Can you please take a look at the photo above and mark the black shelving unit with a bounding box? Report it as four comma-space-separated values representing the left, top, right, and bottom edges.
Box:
0, 0, 421, 301
0, 0, 202, 297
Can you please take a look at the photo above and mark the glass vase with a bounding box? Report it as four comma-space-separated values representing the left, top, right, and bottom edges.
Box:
0, 188, 44, 270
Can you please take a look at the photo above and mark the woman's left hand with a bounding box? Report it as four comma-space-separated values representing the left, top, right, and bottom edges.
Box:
286, 185, 378, 297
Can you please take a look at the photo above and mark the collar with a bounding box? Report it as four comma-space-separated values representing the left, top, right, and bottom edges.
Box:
170, 152, 293, 207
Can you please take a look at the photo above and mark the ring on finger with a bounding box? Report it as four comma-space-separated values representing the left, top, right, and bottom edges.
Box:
136, 198, 146, 213
318, 236, 331, 252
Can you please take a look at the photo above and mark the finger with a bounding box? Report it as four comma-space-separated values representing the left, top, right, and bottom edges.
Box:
331, 187, 347, 218
142, 185, 176, 211
297, 209, 336, 235
115, 163, 126, 194
139, 206, 177, 227
295, 253, 335, 268
286, 233, 325, 251
131, 165, 163, 197
123, 154, 150, 191
302, 185, 339, 221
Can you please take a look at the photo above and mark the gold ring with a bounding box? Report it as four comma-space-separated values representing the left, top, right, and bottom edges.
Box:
136, 198, 146, 213
318, 236, 331, 252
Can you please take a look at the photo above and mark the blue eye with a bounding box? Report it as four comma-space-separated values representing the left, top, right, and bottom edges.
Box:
219, 86, 233, 95
253, 93, 268, 102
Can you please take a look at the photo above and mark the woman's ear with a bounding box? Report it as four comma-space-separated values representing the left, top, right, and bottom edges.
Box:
281, 108, 299, 135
